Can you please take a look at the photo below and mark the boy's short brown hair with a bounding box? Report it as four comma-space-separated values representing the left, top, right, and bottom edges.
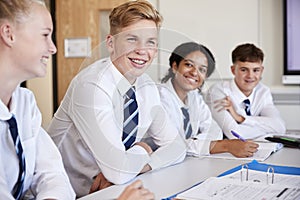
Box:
109, 0, 163, 35
232, 43, 264, 64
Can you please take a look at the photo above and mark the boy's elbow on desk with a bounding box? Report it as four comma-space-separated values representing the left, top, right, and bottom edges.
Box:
105, 171, 138, 185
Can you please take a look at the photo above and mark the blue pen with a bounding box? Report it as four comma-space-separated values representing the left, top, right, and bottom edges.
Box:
231, 130, 246, 142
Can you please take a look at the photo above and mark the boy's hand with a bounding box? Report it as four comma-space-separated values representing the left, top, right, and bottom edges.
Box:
89, 172, 113, 194
214, 96, 245, 123
117, 180, 155, 200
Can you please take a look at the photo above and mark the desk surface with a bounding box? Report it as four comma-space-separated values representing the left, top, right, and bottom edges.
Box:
78, 147, 300, 200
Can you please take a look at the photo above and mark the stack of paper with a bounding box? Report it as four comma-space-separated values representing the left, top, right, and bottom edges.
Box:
177, 169, 300, 200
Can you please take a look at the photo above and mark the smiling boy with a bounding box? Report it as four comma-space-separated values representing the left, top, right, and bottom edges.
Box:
205, 43, 286, 139
47, 0, 186, 197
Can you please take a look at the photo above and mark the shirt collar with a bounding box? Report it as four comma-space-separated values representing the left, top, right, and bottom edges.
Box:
166, 79, 189, 109
0, 87, 18, 121
231, 79, 255, 103
108, 57, 137, 97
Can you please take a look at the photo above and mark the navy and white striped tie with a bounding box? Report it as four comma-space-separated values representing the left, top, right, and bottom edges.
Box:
7, 116, 26, 200
181, 107, 193, 139
243, 99, 251, 116
122, 87, 139, 150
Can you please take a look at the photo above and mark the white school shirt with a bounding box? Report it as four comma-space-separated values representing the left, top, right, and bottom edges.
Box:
205, 80, 286, 139
47, 57, 186, 197
0, 86, 75, 200
158, 80, 222, 157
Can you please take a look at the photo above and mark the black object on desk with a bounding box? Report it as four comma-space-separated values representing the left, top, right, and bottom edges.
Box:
265, 135, 300, 149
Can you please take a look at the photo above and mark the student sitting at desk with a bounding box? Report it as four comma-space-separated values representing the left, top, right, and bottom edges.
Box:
205, 43, 286, 139
47, 0, 186, 197
0, 0, 75, 199
158, 42, 258, 158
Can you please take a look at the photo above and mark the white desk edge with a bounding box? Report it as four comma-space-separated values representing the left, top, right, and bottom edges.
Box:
78, 147, 300, 200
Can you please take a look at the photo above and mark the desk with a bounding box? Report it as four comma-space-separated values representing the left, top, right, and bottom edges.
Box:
78, 147, 300, 200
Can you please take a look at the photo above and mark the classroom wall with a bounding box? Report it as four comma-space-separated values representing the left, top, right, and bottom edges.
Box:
27, 0, 300, 130
154, 0, 300, 131
26, 58, 53, 128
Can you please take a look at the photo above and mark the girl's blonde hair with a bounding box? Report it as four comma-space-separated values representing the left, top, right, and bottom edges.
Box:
0, 0, 45, 23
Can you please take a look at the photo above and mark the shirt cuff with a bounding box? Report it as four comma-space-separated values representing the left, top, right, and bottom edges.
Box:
186, 139, 211, 157
128, 144, 149, 156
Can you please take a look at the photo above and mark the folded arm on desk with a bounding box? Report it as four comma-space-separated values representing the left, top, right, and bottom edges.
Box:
205, 89, 285, 140
146, 106, 186, 170
242, 105, 286, 135
71, 83, 186, 185
206, 98, 265, 139
185, 120, 223, 157
70, 84, 151, 185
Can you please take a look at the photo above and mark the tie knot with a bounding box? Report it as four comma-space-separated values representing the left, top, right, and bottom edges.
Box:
125, 87, 136, 99
7, 116, 17, 128
243, 99, 251, 116
243, 99, 250, 105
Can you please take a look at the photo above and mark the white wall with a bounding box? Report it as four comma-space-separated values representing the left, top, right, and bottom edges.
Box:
276, 105, 300, 130
158, 0, 259, 80
149, 0, 300, 130
28, 0, 300, 130
149, 0, 298, 89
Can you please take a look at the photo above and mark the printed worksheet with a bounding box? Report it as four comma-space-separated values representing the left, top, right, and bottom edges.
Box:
177, 169, 300, 200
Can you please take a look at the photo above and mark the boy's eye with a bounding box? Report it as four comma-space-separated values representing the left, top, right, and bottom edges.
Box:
148, 40, 157, 46
127, 37, 137, 42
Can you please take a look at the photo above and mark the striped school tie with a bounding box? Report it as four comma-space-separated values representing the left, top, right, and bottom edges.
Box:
181, 107, 193, 139
7, 116, 26, 200
243, 99, 251, 116
122, 87, 139, 150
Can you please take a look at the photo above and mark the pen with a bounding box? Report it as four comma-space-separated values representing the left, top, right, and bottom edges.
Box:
231, 130, 246, 142
276, 188, 288, 198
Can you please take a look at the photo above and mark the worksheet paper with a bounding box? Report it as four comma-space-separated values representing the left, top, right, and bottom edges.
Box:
177, 169, 300, 200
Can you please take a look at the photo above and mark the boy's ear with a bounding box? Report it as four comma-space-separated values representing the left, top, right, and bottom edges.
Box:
106, 35, 114, 53
230, 65, 236, 75
0, 22, 15, 47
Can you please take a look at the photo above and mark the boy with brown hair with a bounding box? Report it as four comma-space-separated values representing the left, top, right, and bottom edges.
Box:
206, 43, 286, 140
